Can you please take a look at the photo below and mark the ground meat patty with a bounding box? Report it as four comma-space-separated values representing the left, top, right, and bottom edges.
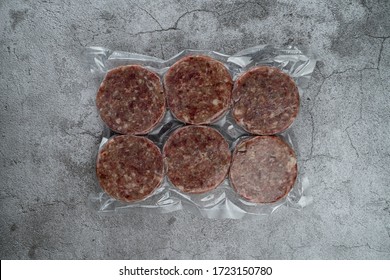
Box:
96, 65, 165, 135
96, 135, 164, 202
164, 55, 233, 124
232, 66, 299, 135
230, 136, 297, 203
163, 126, 231, 193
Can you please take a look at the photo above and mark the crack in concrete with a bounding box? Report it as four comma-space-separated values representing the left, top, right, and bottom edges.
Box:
364, 35, 389, 76
345, 128, 360, 158
377, 38, 387, 70
79, 130, 101, 139
287, 244, 311, 259
135, 5, 163, 29
159, 43, 165, 60
173, 9, 215, 28
303, 154, 341, 163
305, 66, 334, 161
366, 35, 390, 40
130, 8, 216, 36
332, 243, 390, 254
74, 35, 86, 48
305, 66, 371, 162
12, 48, 20, 61
311, 67, 359, 111
343, 71, 364, 159
304, 64, 329, 161
132, 27, 180, 36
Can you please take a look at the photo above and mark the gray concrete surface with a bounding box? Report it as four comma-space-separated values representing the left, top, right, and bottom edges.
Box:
1, 0, 389, 259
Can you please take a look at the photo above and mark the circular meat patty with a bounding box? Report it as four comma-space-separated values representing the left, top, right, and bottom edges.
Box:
96, 65, 165, 135
232, 66, 299, 135
163, 126, 231, 194
96, 135, 164, 202
230, 136, 297, 203
164, 55, 233, 124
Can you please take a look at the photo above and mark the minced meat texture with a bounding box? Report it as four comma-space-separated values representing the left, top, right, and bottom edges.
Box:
232, 66, 299, 135
163, 126, 231, 193
96, 65, 165, 135
96, 135, 164, 202
229, 136, 297, 203
164, 55, 233, 124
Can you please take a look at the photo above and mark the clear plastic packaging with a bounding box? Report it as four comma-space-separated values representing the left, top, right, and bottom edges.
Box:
85, 45, 316, 219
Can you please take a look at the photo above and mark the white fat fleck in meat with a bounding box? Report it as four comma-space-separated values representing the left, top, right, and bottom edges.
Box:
212, 99, 220, 106
287, 156, 296, 170
237, 144, 246, 152
235, 109, 244, 116
249, 153, 256, 160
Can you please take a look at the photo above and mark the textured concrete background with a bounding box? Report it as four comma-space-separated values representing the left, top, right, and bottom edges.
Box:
1, 0, 389, 259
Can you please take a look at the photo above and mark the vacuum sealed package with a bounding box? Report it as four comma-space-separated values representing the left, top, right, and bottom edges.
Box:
85, 45, 317, 219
